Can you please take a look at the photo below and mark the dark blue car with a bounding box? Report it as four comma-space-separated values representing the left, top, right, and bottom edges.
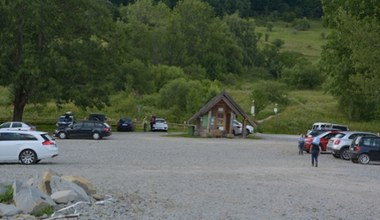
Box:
117, 118, 135, 132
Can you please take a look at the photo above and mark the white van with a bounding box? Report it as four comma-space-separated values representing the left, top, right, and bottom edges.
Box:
312, 122, 349, 131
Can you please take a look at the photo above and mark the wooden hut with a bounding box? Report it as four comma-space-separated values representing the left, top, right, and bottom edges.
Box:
188, 90, 256, 137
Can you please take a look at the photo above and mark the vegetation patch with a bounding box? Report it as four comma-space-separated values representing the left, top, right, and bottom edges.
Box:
0, 185, 13, 204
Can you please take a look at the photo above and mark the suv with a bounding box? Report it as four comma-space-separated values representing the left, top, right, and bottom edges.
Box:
350, 136, 380, 164
326, 131, 378, 160
55, 121, 111, 140
0, 130, 58, 164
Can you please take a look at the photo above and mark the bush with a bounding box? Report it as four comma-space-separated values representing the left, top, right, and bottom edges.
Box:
292, 18, 311, 31
282, 63, 323, 89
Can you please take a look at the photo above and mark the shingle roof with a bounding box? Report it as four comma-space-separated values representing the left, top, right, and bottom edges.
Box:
188, 90, 256, 127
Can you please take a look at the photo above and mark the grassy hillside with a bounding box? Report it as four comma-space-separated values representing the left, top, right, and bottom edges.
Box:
256, 20, 329, 63
1, 20, 379, 134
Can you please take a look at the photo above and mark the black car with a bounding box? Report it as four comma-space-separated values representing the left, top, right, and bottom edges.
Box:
55, 121, 111, 140
350, 136, 380, 164
117, 118, 135, 132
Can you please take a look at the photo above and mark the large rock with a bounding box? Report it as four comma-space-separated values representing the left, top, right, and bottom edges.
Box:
0, 203, 22, 217
27, 168, 59, 195
50, 176, 90, 202
51, 190, 78, 204
62, 175, 97, 195
12, 180, 56, 215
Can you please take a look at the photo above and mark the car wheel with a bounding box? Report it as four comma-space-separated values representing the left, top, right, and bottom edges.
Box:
358, 154, 370, 165
332, 154, 340, 158
58, 132, 67, 139
340, 148, 351, 160
19, 149, 37, 165
92, 132, 100, 140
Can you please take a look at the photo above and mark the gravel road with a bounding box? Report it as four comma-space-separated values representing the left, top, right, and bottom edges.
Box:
1, 132, 380, 219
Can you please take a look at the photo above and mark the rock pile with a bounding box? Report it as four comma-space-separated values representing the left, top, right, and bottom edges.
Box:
0, 169, 105, 219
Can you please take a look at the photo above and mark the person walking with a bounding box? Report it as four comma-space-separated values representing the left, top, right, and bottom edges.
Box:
311, 136, 322, 167
298, 134, 305, 155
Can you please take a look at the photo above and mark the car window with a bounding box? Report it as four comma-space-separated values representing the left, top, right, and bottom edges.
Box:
19, 133, 37, 140
0, 122, 11, 129
41, 133, 54, 141
334, 133, 346, 138
0, 133, 19, 140
83, 122, 94, 128
73, 123, 83, 129
95, 123, 104, 128
12, 122, 22, 128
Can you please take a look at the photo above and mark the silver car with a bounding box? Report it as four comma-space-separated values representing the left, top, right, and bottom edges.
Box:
0, 130, 58, 164
326, 131, 378, 160
232, 120, 254, 136
152, 118, 168, 131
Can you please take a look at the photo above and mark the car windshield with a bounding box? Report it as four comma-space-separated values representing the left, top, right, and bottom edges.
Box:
156, 119, 165, 123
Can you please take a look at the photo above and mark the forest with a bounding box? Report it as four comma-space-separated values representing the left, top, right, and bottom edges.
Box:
0, 0, 379, 129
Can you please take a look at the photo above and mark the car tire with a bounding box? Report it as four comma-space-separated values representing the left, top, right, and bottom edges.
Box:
92, 132, 100, 140
332, 154, 340, 158
58, 132, 67, 139
358, 154, 370, 165
19, 149, 37, 165
340, 148, 351, 160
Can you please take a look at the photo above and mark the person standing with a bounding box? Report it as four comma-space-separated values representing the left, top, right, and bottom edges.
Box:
311, 136, 322, 167
150, 115, 156, 131
298, 134, 305, 155
143, 116, 147, 132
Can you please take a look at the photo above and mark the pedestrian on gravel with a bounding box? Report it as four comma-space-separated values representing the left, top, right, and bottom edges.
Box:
298, 134, 305, 155
143, 116, 148, 132
311, 136, 321, 167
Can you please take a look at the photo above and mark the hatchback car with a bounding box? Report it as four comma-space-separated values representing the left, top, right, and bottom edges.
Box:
117, 118, 135, 132
232, 120, 254, 136
0, 130, 58, 164
55, 121, 111, 140
350, 136, 380, 164
303, 130, 345, 153
0, 121, 36, 131
152, 118, 168, 131
326, 131, 378, 160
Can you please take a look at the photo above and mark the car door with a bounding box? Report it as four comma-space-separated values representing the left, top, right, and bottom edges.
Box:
82, 122, 94, 137
68, 122, 84, 138
373, 138, 380, 161
0, 132, 22, 160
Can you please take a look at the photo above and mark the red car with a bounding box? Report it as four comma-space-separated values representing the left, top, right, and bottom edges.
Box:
304, 130, 344, 153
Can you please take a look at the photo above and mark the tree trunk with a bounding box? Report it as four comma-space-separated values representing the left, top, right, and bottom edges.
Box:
12, 87, 28, 121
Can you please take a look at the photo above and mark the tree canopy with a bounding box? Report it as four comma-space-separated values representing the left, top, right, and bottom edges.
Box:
320, 0, 380, 120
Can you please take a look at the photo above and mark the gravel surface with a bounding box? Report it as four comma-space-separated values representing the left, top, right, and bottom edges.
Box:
1, 132, 380, 219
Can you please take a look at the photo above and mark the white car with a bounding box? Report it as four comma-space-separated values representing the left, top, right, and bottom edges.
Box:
0, 121, 36, 131
0, 130, 58, 164
232, 120, 254, 136
152, 118, 168, 131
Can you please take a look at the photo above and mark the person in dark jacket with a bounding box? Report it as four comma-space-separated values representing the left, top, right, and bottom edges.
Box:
311, 136, 322, 167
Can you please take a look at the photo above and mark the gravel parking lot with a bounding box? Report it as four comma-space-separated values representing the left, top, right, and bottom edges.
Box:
1, 132, 380, 219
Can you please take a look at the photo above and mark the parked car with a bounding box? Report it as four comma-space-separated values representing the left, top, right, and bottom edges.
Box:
55, 120, 111, 140
152, 118, 168, 131
350, 136, 380, 164
88, 113, 106, 122
0, 130, 58, 164
232, 120, 254, 136
56, 112, 75, 129
303, 130, 345, 153
326, 131, 378, 160
311, 122, 349, 131
117, 118, 135, 132
0, 121, 36, 131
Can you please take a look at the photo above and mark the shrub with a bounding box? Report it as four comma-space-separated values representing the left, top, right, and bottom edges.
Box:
292, 18, 311, 31
0, 185, 13, 203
